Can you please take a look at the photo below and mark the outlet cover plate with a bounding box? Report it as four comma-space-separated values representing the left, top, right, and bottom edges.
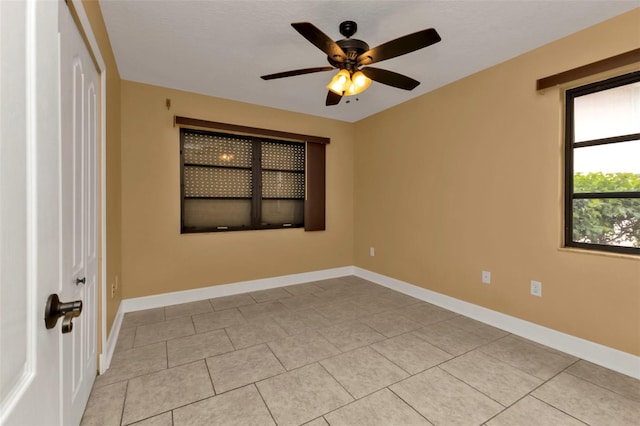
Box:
482, 271, 491, 284
530, 280, 542, 297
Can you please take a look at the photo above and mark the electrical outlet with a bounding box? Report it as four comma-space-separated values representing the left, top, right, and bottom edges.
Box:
482, 271, 491, 284
530, 280, 542, 297
111, 282, 116, 298
370, 247, 375, 257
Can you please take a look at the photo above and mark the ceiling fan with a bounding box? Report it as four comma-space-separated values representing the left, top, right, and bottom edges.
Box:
261, 21, 441, 106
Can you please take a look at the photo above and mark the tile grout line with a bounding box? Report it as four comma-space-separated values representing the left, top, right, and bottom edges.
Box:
119, 380, 129, 426
482, 358, 585, 425
253, 383, 279, 425
436, 366, 508, 408
265, 342, 288, 373
563, 365, 640, 402
222, 322, 238, 351
367, 340, 420, 376
164, 341, 168, 370
386, 385, 437, 425
316, 361, 358, 401
476, 344, 552, 380
528, 394, 591, 425
124, 409, 173, 426
203, 357, 218, 395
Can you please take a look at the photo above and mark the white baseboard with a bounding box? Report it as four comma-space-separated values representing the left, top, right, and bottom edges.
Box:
99, 302, 124, 374
120, 266, 355, 313
100, 265, 639, 380
354, 267, 640, 380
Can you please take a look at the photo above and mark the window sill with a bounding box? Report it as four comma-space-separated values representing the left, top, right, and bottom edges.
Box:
558, 247, 639, 261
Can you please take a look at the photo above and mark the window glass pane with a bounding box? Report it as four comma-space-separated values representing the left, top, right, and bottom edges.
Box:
262, 141, 304, 171
572, 198, 640, 248
184, 166, 252, 198
183, 199, 251, 229
574, 81, 640, 142
573, 139, 640, 193
183, 132, 252, 167
262, 170, 304, 199
262, 199, 304, 226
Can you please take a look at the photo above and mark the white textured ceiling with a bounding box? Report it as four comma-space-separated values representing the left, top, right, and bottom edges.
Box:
99, 1, 639, 123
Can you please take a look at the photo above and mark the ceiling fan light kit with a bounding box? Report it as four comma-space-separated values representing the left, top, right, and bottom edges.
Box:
261, 20, 441, 106
327, 69, 371, 96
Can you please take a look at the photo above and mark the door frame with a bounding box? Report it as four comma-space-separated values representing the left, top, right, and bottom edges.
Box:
66, 0, 109, 374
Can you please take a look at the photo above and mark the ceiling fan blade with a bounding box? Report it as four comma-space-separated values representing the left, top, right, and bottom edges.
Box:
357, 28, 441, 66
291, 22, 346, 63
326, 90, 342, 106
261, 67, 334, 80
361, 67, 420, 90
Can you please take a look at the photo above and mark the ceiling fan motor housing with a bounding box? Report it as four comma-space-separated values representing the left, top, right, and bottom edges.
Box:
329, 38, 370, 70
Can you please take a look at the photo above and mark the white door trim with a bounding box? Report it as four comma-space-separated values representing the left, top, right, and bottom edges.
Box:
67, 0, 108, 374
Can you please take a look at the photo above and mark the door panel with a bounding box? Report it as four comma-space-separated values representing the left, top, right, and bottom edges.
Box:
0, 0, 62, 424
59, 1, 98, 424
0, 0, 32, 417
72, 58, 85, 278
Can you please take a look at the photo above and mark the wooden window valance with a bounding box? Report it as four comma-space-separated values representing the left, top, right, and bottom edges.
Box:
536, 48, 640, 91
174, 116, 330, 145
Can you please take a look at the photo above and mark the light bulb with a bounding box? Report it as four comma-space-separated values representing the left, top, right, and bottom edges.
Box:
327, 69, 352, 95
344, 71, 371, 96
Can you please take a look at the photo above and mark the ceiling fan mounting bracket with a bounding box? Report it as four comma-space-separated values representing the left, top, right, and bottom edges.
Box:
339, 21, 357, 38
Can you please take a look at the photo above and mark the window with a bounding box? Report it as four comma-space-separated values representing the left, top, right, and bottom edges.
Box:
565, 71, 640, 254
180, 128, 311, 233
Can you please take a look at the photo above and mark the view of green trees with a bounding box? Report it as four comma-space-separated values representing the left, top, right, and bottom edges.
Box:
573, 172, 640, 247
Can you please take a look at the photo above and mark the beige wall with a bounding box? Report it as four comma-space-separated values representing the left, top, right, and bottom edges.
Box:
82, 0, 122, 335
120, 81, 355, 299
354, 9, 640, 356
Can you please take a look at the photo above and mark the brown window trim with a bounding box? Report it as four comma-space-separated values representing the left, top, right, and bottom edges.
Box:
536, 48, 640, 91
305, 142, 326, 231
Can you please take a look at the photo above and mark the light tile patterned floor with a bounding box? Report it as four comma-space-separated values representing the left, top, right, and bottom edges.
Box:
82, 276, 640, 426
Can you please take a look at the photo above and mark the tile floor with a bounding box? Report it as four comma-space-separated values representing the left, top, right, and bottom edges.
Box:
81, 276, 640, 426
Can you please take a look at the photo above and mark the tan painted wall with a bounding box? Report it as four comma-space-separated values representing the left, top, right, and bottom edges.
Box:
354, 9, 640, 356
82, 0, 122, 335
120, 81, 355, 299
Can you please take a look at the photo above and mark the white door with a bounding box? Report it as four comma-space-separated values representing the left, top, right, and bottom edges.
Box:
0, 0, 63, 424
59, 0, 99, 424
0, 1, 99, 424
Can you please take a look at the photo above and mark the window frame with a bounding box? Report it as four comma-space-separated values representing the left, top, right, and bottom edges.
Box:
564, 71, 640, 255
180, 128, 308, 233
